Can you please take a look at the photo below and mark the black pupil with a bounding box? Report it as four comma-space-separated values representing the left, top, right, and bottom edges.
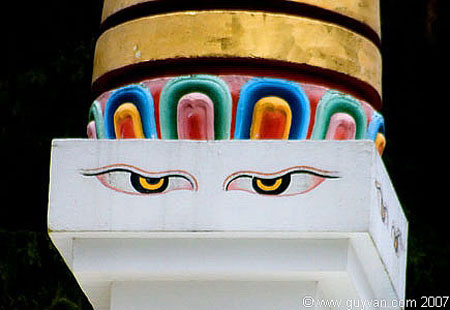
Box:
252, 174, 291, 195
130, 173, 168, 193
145, 177, 162, 184
258, 178, 279, 187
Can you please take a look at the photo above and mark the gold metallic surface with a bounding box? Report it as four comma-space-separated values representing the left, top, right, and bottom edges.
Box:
101, 0, 380, 36
93, 11, 382, 95
289, 0, 380, 36
102, 0, 141, 22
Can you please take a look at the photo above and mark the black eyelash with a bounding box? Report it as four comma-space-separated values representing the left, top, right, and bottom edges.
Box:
290, 170, 340, 179
225, 169, 340, 191
81, 168, 195, 188
81, 168, 133, 177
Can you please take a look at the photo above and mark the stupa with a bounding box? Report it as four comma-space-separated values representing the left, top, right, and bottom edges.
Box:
48, 1, 407, 309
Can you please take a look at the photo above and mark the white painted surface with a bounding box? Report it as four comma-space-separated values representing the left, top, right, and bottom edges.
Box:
370, 154, 408, 300
48, 140, 407, 310
49, 140, 373, 231
111, 281, 317, 310
72, 238, 349, 280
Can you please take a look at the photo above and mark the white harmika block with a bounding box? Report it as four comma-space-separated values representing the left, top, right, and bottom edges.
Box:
48, 140, 407, 310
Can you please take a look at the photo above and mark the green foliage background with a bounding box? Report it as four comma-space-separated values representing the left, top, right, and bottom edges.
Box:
1, 0, 449, 308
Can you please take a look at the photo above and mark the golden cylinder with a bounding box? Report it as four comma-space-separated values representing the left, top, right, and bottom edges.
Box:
93, 11, 382, 95
101, 0, 380, 36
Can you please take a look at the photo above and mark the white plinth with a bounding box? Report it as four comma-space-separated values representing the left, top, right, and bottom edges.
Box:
48, 140, 407, 310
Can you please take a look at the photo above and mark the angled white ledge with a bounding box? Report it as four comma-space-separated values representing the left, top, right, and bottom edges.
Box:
48, 140, 407, 310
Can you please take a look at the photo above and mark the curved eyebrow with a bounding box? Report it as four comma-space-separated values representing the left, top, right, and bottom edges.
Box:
223, 166, 340, 190
80, 163, 199, 190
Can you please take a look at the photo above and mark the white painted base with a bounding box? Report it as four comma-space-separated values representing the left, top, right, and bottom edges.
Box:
48, 140, 407, 310
111, 281, 317, 310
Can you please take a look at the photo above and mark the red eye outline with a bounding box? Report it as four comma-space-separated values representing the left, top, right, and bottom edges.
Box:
223, 166, 340, 196
81, 163, 198, 195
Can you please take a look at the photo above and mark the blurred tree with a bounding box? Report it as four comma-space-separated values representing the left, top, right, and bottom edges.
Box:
380, 0, 450, 299
0, 232, 92, 309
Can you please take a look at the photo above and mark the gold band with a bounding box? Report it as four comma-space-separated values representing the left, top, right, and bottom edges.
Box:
102, 0, 139, 22
93, 11, 381, 95
101, 0, 380, 36
290, 0, 380, 36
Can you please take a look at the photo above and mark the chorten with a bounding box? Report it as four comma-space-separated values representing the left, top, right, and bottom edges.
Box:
48, 1, 407, 309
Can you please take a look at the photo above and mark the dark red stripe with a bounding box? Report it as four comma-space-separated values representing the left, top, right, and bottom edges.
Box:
91, 57, 382, 110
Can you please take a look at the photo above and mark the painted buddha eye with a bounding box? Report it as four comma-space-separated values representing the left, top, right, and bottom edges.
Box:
252, 174, 291, 195
224, 166, 339, 196
81, 164, 197, 195
130, 174, 169, 194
